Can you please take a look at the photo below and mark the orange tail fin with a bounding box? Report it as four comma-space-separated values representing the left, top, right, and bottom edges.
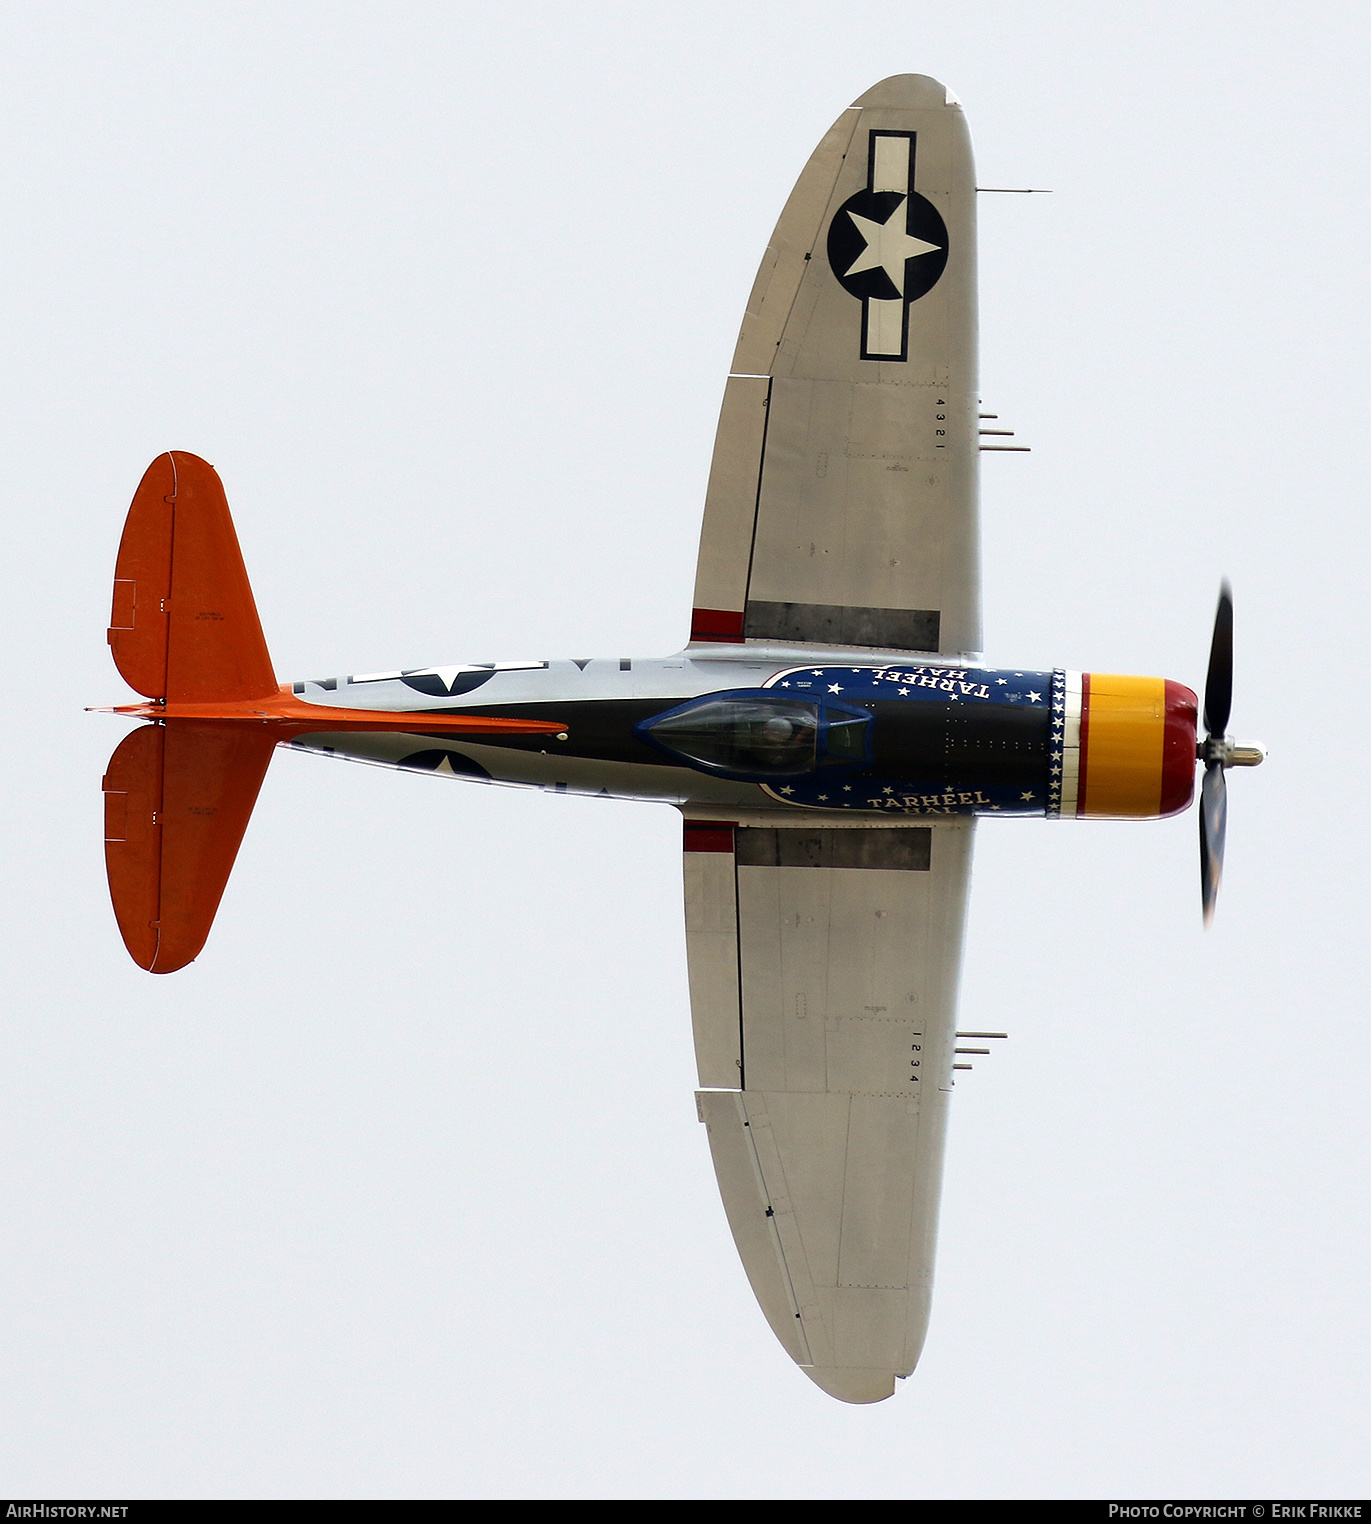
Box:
108, 452, 277, 702
102, 720, 276, 973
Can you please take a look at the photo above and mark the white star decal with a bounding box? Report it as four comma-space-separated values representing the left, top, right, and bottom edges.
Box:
779, 786, 794, 795
996, 678, 1007, 685
828, 683, 842, 693
1027, 691, 1042, 703
882, 787, 894, 795
1021, 791, 1035, 801
844, 198, 941, 295
898, 687, 910, 695
811, 670, 824, 676
781, 681, 791, 688
818, 794, 829, 801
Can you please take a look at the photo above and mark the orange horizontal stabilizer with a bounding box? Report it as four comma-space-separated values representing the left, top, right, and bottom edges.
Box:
109, 453, 277, 703
103, 720, 276, 974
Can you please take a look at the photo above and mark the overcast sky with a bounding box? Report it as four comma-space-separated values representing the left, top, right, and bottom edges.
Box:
2, 0, 1368, 1500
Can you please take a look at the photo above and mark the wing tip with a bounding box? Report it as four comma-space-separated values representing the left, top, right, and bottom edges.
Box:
802, 1365, 899, 1404
850, 74, 956, 111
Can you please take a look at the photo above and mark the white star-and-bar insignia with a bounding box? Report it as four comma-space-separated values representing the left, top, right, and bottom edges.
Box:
1027, 691, 1043, 703
844, 199, 941, 295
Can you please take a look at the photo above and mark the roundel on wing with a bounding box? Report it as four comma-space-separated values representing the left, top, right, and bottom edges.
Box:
826, 188, 949, 305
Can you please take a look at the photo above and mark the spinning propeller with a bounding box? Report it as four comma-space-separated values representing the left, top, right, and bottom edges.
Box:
1198, 581, 1265, 926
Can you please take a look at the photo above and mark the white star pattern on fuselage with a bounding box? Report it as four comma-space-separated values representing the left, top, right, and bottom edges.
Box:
844, 198, 940, 294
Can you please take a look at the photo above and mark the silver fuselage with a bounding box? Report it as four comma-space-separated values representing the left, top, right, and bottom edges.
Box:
287, 646, 1060, 821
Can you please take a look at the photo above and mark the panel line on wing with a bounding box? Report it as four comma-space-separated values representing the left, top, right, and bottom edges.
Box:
740, 376, 774, 633
734, 843, 747, 1090
741, 1101, 814, 1366
741, 1093, 822, 1367
748, 107, 863, 380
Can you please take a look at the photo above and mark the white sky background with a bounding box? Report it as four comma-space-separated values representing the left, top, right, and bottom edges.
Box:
1, 0, 1367, 1499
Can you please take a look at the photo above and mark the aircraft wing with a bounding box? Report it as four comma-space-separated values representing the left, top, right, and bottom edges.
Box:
690, 74, 980, 658
684, 820, 974, 1402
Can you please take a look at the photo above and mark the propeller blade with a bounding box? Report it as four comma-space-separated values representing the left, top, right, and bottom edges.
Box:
1203, 580, 1233, 739
1200, 760, 1227, 926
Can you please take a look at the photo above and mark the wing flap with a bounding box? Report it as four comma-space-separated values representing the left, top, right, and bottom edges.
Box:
683, 824, 743, 1087
691, 376, 770, 639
